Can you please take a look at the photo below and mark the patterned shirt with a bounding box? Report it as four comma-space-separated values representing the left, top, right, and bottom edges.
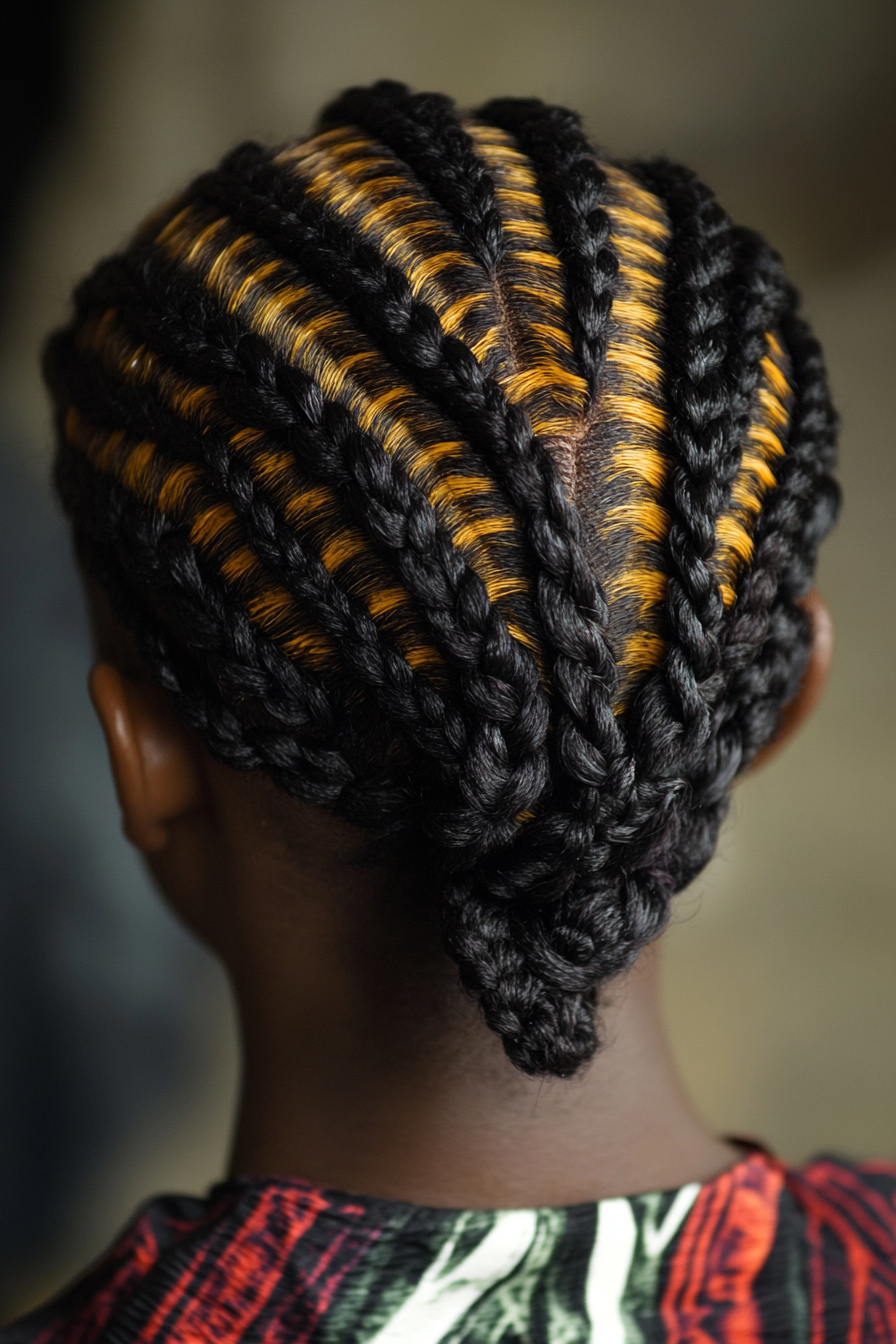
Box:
5, 1151, 896, 1342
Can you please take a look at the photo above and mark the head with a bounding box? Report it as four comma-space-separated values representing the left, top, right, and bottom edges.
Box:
45, 81, 839, 1080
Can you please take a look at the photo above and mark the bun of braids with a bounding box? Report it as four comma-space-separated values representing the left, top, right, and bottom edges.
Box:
45, 81, 839, 1078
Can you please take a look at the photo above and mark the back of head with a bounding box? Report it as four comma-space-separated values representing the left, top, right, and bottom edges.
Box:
44, 80, 839, 1079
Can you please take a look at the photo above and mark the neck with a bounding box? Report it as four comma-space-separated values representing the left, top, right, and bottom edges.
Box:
219, 857, 735, 1208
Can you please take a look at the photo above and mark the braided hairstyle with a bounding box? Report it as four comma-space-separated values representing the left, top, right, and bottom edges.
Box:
45, 81, 839, 1078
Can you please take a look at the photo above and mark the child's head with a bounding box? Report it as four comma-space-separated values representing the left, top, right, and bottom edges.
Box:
44, 81, 839, 1081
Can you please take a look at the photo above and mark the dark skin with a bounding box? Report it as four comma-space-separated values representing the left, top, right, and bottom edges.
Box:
88, 590, 832, 1209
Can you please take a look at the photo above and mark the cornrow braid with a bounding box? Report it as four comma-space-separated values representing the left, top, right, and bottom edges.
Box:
626, 164, 758, 763
315, 91, 641, 1070
187, 135, 623, 789
320, 79, 505, 272
721, 297, 839, 766
58, 405, 455, 826
74, 231, 553, 862
610, 168, 802, 906
46, 83, 839, 1077
53, 288, 544, 856
179, 128, 640, 1071
475, 97, 618, 395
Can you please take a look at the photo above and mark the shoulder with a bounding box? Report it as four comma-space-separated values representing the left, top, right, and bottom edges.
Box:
791, 1153, 896, 1203
0, 1192, 208, 1344
785, 1154, 896, 1255
0, 1179, 374, 1344
660, 1152, 896, 1342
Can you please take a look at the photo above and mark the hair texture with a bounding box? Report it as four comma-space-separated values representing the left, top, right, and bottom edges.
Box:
45, 81, 839, 1077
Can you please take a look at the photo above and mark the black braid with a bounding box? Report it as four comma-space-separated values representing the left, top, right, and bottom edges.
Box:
60, 241, 554, 860
46, 84, 840, 1078
320, 79, 505, 272
57, 452, 373, 811
177, 136, 645, 1072
626, 162, 745, 762
475, 97, 618, 396
207, 139, 631, 827
49, 335, 476, 778
606, 167, 794, 909
722, 292, 840, 766
78, 226, 631, 1073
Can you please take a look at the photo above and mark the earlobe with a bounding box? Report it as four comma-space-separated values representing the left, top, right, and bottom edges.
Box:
748, 588, 834, 774
89, 662, 203, 852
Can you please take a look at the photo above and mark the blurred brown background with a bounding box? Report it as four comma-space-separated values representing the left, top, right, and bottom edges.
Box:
0, 0, 893, 1316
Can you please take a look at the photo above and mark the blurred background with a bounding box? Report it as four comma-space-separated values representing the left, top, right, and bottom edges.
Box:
0, 0, 894, 1317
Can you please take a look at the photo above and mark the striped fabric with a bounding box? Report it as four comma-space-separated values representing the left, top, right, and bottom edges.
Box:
6, 1152, 896, 1343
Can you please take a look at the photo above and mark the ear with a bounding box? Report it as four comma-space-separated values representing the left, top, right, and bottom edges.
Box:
749, 588, 834, 774
89, 663, 203, 852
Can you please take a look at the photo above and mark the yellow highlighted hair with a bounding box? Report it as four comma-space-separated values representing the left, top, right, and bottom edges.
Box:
62, 119, 794, 714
